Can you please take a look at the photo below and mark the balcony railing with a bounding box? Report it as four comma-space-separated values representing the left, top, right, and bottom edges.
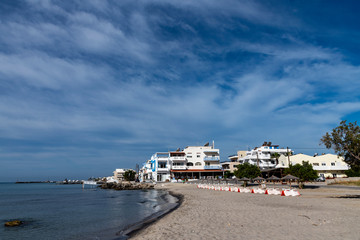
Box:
170, 156, 186, 161
157, 167, 170, 172
204, 156, 220, 161
313, 165, 349, 171
204, 165, 222, 170
171, 165, 187, 170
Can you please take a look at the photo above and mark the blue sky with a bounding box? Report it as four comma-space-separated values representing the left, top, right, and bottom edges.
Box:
1, 0, 360, 181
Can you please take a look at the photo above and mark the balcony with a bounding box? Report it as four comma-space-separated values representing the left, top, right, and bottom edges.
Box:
204, 156, 220, 161
313, 165, 350, 171
171, 165, 188, 170
157, 157, 169, 161
204, 165, 222, 170
157, 167, 170, 172
170, 156, 186, 161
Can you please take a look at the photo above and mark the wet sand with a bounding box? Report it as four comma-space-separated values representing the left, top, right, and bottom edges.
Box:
130, 183, 360, 240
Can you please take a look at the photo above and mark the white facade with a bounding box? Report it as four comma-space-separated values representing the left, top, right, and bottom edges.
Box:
113, 168, 126, 181
151, 152, 171, 182
278, 153, 350, 178
239, 143, 291, 170
139, 160, 152, 182
183, 145, 221, 171
139, 142, 223, 182
113, 168, 135, 181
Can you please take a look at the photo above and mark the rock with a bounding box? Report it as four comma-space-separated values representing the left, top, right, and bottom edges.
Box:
100, 182, 154, 191
4, 220, 23, 227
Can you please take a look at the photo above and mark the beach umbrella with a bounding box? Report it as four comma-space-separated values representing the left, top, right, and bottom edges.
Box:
239, 177, 250, 187
281, 174, 299, 180
281, 174, 299, 188
267, 175, 280, 181
267, 175, 280, 187
253, 176, 265, 181
252, 176, 265, 188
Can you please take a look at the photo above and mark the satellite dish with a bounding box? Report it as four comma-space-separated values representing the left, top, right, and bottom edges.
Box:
204, 142, 209, 146
176, 148, 180, 152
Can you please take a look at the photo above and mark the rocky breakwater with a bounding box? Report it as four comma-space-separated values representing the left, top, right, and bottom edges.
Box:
100, 182, 154, 191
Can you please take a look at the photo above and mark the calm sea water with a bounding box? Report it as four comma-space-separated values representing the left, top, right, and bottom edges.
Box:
0, 183, 177, 240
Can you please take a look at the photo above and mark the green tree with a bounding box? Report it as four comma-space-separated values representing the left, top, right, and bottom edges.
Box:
224, 171, 234, 179
345, 166, 360, 177
234, 163, 261, 179
321, 120, 360, 167
124, 170, 136, 181
285, 161, 318, 188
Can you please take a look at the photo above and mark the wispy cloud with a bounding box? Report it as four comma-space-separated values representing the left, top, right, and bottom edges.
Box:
0, 0, 359, 180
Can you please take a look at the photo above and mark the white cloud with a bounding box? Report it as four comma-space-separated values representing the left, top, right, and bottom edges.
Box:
0, 0, 360, 180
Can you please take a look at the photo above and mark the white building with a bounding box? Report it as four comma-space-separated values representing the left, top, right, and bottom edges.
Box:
139, 142, 223, 182
239, 142, 291, 170
278, 153, 350, 178
221, 150, 247, 173
150, 152, 171, 182
113, 168, 126, 181
139, 159, 153, 182
171, 143, 222, 180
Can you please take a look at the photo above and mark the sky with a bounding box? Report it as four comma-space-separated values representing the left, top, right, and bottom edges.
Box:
1, 0, 360, 181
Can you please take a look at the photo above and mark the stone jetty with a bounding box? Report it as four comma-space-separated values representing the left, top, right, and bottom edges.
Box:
100, 182, 154, 190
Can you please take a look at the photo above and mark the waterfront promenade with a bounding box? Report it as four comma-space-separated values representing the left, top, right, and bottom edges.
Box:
130, 183, 360, 240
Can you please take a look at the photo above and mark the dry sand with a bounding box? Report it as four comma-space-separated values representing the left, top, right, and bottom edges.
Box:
130, 183, 360, 240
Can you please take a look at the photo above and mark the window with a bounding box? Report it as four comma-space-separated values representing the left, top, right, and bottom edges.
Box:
321, 163, 326, 166
173, 162, 184, 166
195, 162, 201, 166
187, 155, 192, 158
313, 163, 319, 166
158, 163, 167, 168
197, 155, 200, 158
331, 162, 335, 166
187, 162, 194, 166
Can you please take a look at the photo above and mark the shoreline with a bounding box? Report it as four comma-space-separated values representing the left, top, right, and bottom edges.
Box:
117, 190, 184, 239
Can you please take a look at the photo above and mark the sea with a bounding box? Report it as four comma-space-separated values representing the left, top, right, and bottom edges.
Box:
0, 182, 178, 240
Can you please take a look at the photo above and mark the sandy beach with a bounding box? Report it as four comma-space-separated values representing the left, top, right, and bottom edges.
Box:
130, 183, 360, 240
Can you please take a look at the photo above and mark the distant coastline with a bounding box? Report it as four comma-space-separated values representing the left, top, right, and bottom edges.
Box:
15, 181, 56, 184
